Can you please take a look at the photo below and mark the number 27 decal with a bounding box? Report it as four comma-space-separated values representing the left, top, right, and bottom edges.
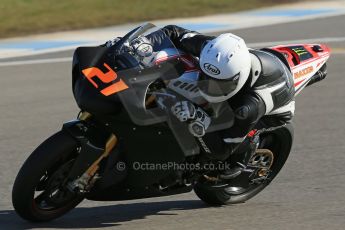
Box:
82, 63, 129, 96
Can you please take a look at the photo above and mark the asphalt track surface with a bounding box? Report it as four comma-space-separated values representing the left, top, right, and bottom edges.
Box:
1, 15, 345, 230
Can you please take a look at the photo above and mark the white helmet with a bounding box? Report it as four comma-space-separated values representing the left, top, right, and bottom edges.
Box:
198, 33, 251, 103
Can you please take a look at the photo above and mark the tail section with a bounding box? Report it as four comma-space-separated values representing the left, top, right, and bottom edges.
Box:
268, 44, 331, 95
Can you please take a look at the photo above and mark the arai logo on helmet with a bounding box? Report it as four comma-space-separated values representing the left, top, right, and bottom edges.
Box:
203, 63, 220, 75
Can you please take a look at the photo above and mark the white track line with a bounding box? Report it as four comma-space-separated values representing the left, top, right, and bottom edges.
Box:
0, 57, 72, 67
0, 37, 344, 67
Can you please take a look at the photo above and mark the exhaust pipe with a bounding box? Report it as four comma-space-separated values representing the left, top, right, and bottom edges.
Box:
307, 64, 327, 87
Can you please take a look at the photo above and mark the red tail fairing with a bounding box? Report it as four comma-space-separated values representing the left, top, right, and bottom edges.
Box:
269, 44, 330, 95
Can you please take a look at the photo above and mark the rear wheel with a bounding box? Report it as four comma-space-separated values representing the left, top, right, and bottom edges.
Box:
194, 124, 294, 205
12, 131, 84, 222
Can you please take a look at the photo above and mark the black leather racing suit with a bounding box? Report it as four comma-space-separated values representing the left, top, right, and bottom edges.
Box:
148, 25, 295, 160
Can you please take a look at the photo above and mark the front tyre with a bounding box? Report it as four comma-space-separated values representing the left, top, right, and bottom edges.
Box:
12, 131, 84, 222
194, 124, 294, 205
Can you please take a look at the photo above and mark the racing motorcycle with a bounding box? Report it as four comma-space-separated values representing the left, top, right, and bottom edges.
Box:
12, 23, 331, 222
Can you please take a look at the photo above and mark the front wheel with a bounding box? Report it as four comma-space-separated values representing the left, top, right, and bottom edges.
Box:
12, 131, 84, 222
194, 124, 294, 205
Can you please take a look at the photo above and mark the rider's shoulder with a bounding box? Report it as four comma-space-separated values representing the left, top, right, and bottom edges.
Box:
249, 49, 285, 88
250, 49, 285, 74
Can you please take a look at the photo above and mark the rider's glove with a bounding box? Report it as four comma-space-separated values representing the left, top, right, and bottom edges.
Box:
171, 101, 211, 137
188, 108, 211, 137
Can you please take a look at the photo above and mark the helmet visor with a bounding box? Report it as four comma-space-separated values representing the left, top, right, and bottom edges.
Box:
197, 72, 240, 97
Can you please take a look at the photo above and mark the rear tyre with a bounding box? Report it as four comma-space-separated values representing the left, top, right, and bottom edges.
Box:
194, 124, 294, 205
12, 131, 84, 222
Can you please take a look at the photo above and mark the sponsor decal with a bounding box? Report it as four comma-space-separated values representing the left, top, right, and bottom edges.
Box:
294, 66, 314, 79
203, 63, 220, 75
197, 137, 212, 153
292, 47, 309, 56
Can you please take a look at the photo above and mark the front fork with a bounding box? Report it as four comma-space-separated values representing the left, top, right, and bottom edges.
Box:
63, 111, 118, 193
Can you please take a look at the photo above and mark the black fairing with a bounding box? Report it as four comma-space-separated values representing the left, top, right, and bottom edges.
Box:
72, 46, 139, 115
83, 113, 189, 201
70, 44, 190, 194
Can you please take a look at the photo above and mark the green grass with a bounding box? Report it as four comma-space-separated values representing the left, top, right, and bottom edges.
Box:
0, 0, 299, 38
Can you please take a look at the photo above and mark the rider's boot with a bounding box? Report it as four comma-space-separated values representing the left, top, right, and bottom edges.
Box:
219, 135, 258, 180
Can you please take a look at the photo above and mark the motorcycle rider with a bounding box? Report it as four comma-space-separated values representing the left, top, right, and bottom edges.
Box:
113, 25, 296, 179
